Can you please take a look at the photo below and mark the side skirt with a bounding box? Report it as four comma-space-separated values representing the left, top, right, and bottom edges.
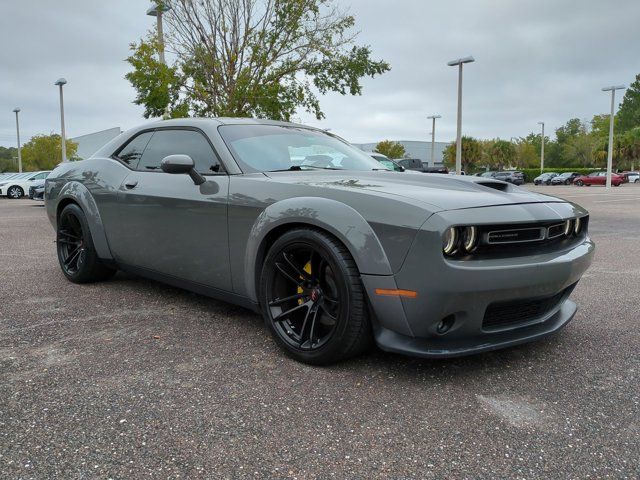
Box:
116, 263, 260, 313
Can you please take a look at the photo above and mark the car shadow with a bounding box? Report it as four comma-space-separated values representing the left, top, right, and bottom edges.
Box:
101, 270, 564, 383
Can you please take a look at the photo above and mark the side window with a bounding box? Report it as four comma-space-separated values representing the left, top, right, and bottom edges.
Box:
137, 129, 222, 174
35, 172, 48, 180
114, 131, 154, 168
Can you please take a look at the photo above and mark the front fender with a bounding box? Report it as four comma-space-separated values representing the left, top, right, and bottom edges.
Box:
243, 196, 393, 303
51, 181, 113, 260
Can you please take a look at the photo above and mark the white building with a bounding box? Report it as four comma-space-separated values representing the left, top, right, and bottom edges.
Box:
71, 127, 122, 160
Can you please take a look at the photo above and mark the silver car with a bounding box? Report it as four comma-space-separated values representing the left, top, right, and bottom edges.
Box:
45, 118, 594, 364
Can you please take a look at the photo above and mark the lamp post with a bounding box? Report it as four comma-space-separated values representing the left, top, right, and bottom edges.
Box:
427, 115, 441, 168
54, 78, 68, 162
601, 85, 625, 189
12, 108, 22, 173
147, 2, 171, 65
447, 56, 475, 175
148, 2, 172, 118
538, 121, 545, 173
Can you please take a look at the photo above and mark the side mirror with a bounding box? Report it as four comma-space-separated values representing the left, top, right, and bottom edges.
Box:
161, 154, 205, 185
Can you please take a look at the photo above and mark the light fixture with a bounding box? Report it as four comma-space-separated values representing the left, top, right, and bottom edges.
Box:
443, 227, 458, 255
462, 226, 478, 252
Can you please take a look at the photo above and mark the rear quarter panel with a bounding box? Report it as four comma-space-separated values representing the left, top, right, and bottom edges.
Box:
45, 158, 130, 260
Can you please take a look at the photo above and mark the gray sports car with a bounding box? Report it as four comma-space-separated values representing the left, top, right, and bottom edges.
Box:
45, 118, 594, 364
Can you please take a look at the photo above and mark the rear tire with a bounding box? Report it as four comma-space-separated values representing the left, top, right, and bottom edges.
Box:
56, 204, 116, 283
259, 228, 371, 365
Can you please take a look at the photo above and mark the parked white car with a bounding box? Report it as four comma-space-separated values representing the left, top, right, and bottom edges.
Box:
626, 171, 639, 183
0, 171, 51, 199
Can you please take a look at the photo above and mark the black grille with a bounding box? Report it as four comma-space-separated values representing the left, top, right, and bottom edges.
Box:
487, 227, 544, 244
454, 216, 589, 260
482, 284, 575, 331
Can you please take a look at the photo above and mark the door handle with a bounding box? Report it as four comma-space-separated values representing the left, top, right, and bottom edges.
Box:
125, 180, 138, 189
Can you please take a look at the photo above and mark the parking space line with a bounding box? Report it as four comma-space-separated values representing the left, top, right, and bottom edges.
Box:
593, 197, 640, 203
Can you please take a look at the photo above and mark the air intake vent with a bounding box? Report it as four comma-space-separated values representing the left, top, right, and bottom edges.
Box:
477, 181, 509, 191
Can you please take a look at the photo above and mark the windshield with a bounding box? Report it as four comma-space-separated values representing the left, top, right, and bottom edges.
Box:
218, 124, 387, 173
559, 172, 572, 178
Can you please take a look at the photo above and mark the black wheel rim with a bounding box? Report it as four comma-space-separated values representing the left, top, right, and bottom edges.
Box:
57, 212, 86, 275
266, 243, 342, 351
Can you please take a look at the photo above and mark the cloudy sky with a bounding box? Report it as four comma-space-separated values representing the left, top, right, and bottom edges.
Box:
1, 0, 639, 148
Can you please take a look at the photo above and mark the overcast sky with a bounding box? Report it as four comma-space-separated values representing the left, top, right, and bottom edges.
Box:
1, 0, 639, 148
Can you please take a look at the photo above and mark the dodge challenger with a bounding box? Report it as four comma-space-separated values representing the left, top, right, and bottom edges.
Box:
45, 118, 594, 364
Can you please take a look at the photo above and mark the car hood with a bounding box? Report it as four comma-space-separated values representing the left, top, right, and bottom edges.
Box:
264, 170, 563, 212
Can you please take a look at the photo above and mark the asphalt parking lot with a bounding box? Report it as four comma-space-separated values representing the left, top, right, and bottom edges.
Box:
1, 184, 639, 479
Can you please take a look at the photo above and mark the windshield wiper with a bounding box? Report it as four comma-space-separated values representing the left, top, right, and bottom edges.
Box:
299, 165, 343, 170
267, 166, 303, 172
267, 165, 343, 172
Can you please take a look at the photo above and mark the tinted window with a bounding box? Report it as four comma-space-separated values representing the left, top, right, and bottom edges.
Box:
218, 124, 381, 172
138, 129, 221, 174
116, 131, 153, 168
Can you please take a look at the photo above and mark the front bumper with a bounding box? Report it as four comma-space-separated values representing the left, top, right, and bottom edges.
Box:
363, 202, 595, 358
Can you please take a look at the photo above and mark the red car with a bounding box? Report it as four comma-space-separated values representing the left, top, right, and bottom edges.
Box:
574, 171, 623, 186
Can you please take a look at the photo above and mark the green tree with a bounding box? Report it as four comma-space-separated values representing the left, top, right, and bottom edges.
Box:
617, 73, 640, 133
512, 138, 539, 168
483, 139, 516, 170
443, 136, 482, 172
548, 118, 590, 167
0, 146, 18, 172
562, 133, 600, 167
0, 158, 15, 172
591, 113, 615, 139
126, 0, 390, 120
21, 134, 78, 170
126, 36, 189, 119
374, 140, 406, 159
619, 127, 640, 169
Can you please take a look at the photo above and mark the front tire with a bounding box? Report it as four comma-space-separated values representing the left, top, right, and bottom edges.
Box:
56, 204, 116, 283
7, 186, 23, 199
575, 180, 584, 186
259, 228, 371, 365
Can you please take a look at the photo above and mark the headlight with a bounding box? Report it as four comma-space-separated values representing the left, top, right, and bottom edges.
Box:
574, 217, 582, 235
443, 227, 458, 255
462, 226, 478, 252
563, 219, 573, 236
0, 183, 6, 187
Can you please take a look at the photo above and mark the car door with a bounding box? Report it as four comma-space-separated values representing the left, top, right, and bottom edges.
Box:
107, 128, 232, 291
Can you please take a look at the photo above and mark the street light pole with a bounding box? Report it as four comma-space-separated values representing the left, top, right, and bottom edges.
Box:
147, 2, 172, 119
55, 78, 68, 163
427, 115, 441, 168
447, 56, 475, 175
602, 85, 625, 189
147, 3, 170, 65
538, 121, 545, 173
12, 108, 22, 173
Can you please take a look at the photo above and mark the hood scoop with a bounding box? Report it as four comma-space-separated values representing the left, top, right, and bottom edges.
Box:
476, 181, 510, 192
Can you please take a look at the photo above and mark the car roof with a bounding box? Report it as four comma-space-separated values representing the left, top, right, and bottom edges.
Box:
136, 117, 312, 130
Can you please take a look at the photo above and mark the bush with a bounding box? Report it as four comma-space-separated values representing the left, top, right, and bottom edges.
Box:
520, 167, 600, 183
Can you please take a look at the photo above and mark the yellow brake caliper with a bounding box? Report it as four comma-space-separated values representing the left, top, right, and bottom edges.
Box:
297, 261, 312, 304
